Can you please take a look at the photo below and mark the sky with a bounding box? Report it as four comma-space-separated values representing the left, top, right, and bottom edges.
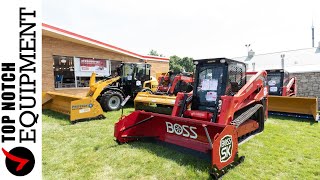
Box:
43, 0, 320, 59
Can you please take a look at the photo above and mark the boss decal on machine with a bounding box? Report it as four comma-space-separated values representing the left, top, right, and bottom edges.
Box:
165, 122, 197, 139
219, 135, 233, 162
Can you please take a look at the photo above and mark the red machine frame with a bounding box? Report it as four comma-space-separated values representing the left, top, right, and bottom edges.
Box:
115, 59, 268, 179
282, 77, 296, 96
157, 72, 193, 95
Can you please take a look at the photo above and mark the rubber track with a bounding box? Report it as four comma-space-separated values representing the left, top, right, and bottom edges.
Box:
231, 104, 263, 127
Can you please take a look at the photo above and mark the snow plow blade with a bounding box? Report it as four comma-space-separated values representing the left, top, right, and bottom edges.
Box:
42, 91, 104, 122
268, 96, 319, 121
115, 111, 244, 178
134, 92, 177, 115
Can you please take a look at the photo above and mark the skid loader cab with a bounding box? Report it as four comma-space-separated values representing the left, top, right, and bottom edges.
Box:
117, 62, 152, 97
98, 62, 157, 112
266, 69, 289, 96
192, 58, 246, 114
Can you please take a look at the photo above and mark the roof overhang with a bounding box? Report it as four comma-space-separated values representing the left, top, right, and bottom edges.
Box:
42, 23, 169, 62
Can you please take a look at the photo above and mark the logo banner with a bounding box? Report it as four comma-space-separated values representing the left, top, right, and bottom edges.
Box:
0, 0, 42, 179
80, 58, 108, 72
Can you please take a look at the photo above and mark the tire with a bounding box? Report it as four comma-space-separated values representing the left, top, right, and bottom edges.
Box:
141, 88, 153, 94
99, 91, 124, 111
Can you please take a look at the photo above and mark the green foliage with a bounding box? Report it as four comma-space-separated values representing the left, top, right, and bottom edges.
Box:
43, 110, 320, 179
169, 55, 194, 74
148, 49, 163, 57
149, 50, 194, 73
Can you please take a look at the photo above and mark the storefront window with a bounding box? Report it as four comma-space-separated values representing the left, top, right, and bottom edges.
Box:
53, 55, 75, 88
74, 57, 111, 87
53, 56, 111, 88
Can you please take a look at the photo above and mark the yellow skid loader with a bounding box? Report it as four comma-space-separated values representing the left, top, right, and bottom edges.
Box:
43, 62, 158, 122
42, 73, 120, 123
265, 69, 319, 121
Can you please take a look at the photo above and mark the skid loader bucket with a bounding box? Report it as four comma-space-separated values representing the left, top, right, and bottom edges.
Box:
134, 92, 177, 115
115, 111, 244, 178
43, 91, 104, 122
268, 96, 319, 121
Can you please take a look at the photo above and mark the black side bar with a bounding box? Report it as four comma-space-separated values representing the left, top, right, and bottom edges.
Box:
121, 116, 154, 132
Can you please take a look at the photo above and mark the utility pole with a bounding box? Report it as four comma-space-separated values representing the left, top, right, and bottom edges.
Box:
281, 54, 285, 69
245, 44, 251, 54
312, 20, 315, 47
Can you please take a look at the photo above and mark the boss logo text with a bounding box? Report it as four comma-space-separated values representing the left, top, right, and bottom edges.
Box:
165, 122, 197, 139
219, 135, 233, 162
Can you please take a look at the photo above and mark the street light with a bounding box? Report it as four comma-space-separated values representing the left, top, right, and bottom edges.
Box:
245, 44, 251, 53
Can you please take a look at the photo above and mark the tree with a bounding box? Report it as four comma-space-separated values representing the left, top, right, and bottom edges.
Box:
148, 49, 163, 57
169, 55, 183, 74
169, 55, 194, 74
180, 57, 194, 72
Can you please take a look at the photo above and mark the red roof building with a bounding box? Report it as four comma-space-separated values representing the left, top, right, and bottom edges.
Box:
42, 23, 169, 95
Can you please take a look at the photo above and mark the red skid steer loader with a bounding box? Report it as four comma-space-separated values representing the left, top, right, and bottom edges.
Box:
266, 69, 318, 120
115, 58, 268, 179
134, 71, 194, 114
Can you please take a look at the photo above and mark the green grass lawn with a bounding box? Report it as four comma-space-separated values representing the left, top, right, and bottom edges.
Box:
43, 108, 320, 180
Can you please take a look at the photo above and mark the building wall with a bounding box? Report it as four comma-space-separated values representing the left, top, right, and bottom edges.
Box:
147, 60, 170, 78
42, 35, 169, 93
291, 72, 320, 109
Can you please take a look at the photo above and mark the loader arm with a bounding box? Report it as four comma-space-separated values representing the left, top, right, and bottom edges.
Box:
86, 73, 121, 100
168, 75, 180, 94
282, 77, 296, 96
217, 70, 267, 125
168, 75, 194, 95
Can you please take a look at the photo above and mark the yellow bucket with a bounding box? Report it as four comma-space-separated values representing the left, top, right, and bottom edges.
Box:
43, 91, 104, 122
134, 92, 177, 115
268, 95, 318, 120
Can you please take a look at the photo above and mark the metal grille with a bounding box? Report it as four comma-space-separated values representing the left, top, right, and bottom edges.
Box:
226, 63, 246, 96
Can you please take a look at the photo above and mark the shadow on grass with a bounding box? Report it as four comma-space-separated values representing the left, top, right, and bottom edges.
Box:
42, 109, 105, 125
43, 104, 135, 125
127, 141, 211, 179
268, 115, 317, 125
42, 109, 70, 124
